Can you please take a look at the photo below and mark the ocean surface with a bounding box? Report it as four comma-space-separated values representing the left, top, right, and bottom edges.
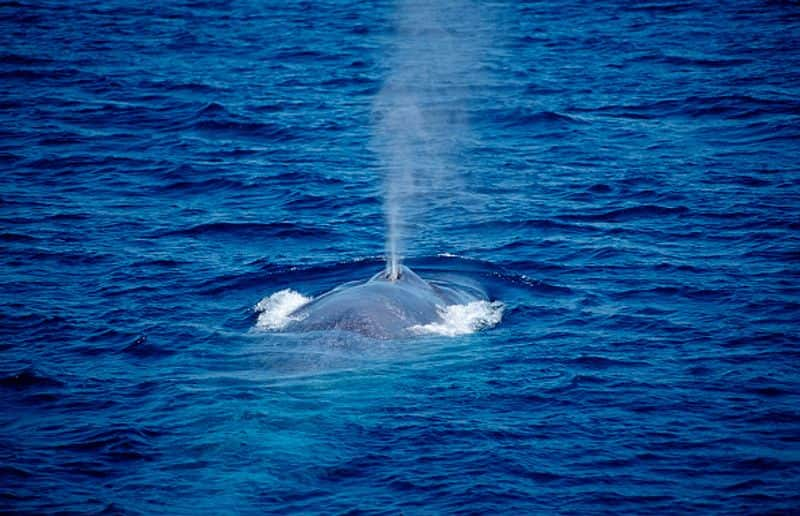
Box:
2, 0, 800, 513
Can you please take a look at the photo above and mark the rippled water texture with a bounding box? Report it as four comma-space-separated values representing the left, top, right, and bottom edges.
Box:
2, 0, 799, 513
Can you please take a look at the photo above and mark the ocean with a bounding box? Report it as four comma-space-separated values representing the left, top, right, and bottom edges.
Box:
1, 0, 799, 512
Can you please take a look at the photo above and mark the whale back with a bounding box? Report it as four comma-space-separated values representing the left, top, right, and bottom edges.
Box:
284, 266, 462, 339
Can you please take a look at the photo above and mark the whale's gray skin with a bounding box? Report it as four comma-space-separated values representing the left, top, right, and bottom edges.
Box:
284, 265, 486, 339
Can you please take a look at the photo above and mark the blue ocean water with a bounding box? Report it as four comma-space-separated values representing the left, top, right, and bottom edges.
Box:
2, 0, 800, 512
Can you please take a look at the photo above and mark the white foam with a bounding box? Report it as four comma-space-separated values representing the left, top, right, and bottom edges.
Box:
410, 300, 504, 337
254, 289, 312, 330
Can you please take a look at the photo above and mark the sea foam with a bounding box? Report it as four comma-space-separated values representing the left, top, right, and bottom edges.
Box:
410, 300, 504, 337
254, 289, 311, 330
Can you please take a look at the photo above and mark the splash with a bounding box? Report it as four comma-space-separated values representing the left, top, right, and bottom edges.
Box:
254, 289, 312, 330
410, 300, 504, 337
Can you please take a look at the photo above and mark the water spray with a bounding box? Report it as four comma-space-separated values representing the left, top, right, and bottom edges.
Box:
375, 0, 483, 279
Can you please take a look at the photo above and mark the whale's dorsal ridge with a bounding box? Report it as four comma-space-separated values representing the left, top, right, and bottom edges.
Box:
279, 265, 488, 339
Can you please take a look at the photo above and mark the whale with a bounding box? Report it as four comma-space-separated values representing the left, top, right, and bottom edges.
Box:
280, 265, 489, 339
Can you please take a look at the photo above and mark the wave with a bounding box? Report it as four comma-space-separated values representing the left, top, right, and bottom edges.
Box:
184, 101, 298, 141
0, 367, 64, 390
137, 79, 224, 94
458, 218, 602, 235
571, 95, 799, 121
0, 68, 81, 81
0, 232, 37, 242
484, 107, 584, 129
121, 335, 174, 359
52, 424, 159, 463
159, 221, 333, 239
568, 355, 651, 369
559, 204, 689, 222
627, 51, 753, 68
0, 52, 53, 66
161, 177, 255, 193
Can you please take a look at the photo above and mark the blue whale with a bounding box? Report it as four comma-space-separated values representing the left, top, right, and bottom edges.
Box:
282, 265, 488, 339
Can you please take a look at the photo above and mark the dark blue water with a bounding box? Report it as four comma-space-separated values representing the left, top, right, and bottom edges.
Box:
2, 0, 800, 512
